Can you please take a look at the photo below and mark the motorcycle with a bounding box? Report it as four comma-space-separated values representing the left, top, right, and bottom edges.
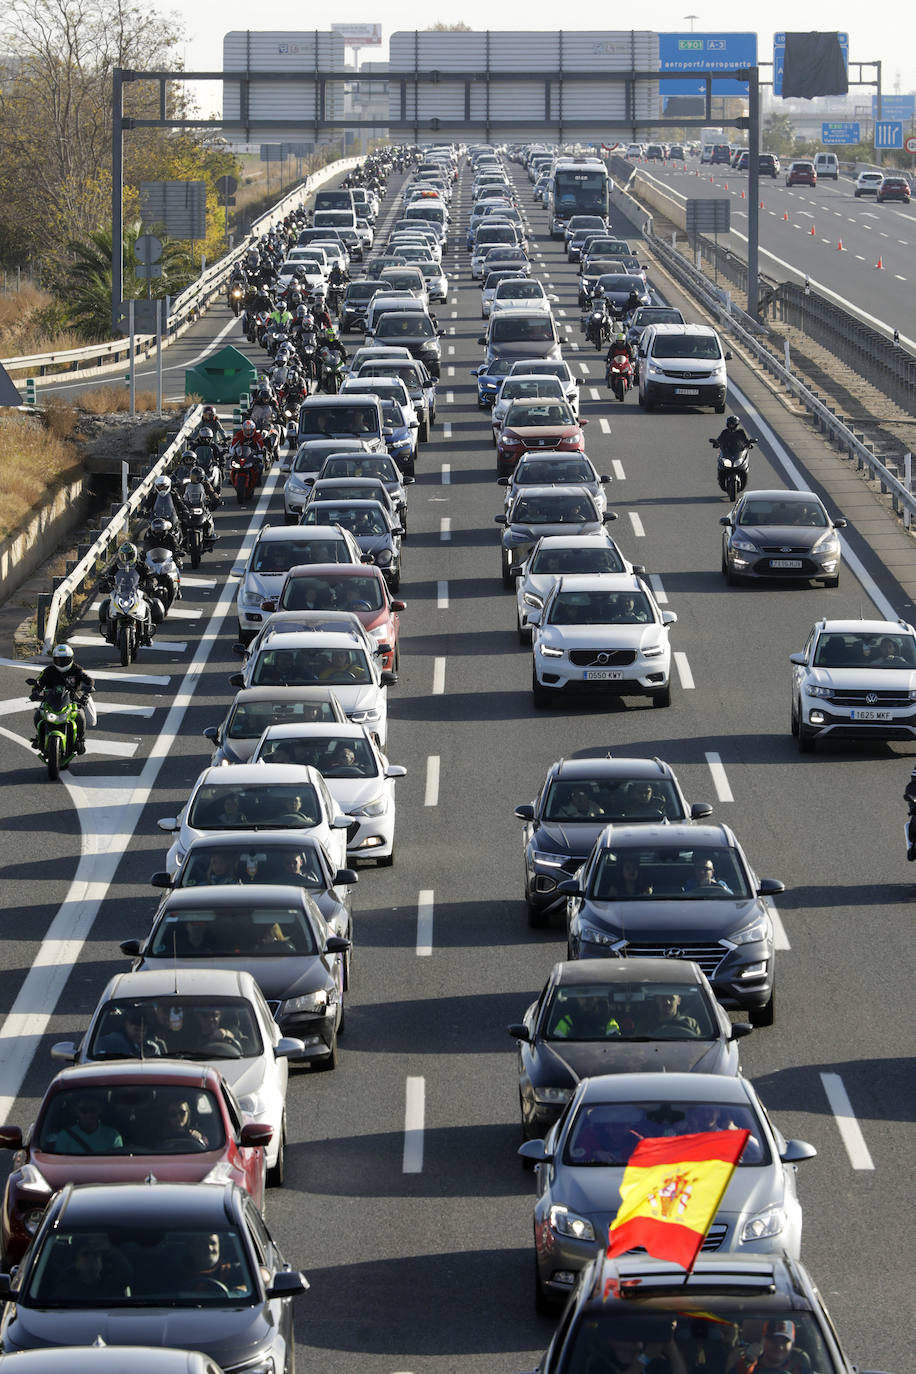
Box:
182, 504, 214, 569
230, 446, 261, 505
585, 301, 612, 349
101, 565, 159, 665
250, 310, 272, 346
26, 679, 85, 780
318, 347, 345, 395
606, 352, 634, 403
227, 281, 246, 316
710, 436, 756, 502
142, 524, 182, 613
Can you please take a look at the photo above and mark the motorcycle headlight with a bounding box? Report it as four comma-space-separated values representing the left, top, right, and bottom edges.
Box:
279, 991, 331, 1016
741, 1206, 786, 1243
548, 1206, 596, 1243
349, 794, 387, 818
44, 710, 69, 724
729, 914, 771, 946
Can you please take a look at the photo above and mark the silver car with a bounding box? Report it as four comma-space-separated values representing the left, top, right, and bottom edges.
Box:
499, 453, 612, 515
515, 533, 638, 644
507, 358, 580, 418
521, 1072, 816, 1310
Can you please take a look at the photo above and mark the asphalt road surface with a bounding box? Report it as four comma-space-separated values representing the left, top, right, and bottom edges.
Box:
0, 159, 913, 1374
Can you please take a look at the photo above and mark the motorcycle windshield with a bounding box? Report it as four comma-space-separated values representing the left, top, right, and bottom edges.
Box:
114, 568, 141, 597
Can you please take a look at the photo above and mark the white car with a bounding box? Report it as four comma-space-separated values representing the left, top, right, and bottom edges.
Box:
491, 373, 567, 445
355, 217, 375, 250
790, 617, 916, 752
252, 722, 406, 866
507, 358, 580, 419
234, 524, 363, 641
854, 171, 884, 197
515, 533, 641, 643
157, 762, 352, 875
531, 573, 676, 709
490, 278, 555, 316
230, 630, 396, 746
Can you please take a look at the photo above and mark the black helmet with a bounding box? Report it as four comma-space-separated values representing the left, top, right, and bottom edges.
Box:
726, 415, 739, 430
190, 466, 204, 482
149, 517, 171, 538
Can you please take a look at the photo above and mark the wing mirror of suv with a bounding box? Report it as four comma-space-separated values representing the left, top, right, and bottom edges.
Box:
729, 1023, 753, 1041
514, 804, 535, 820
507, 1023, 531, 1042
478, 335, 487, 345
494, 514, 508, 525
120, 938, 143, 957
690, 802, 714, 820
556, 878, 581, 897
232, 643, 247, 657
228, 673, 245, 688
720, 515, 733, 526
518, 1138, 552, 1165
757, 878, 786, 896
203, 726, 219, 742
789, 652, 807, 666
150, 871, 173, 889
724, 350, 733, 360
603, 511, 618, 523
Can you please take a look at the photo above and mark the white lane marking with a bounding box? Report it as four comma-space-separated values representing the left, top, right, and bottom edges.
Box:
674, 652, 694, 689
447, 325, 455, 335
450, 310, 457, 318
440, 517, 451, 542
559, 309, 567, 318
728, 381, 898, 620
424, 755, 440, 807
432, 657, 446, 695
704, 751, 734, 802
0, 697, 157, 720
441, 463, 451, 485
447, 365, 455, 378
447, 344, 455, 355
68, 635, 187, 654
403, 1075, 426, 1171
612, 459, 626, 480
445, 390, 455, 404
570, 341, 579, 350
648, 574, 668, 604
176, 576, 216, 588
894, 274, 907, 281
769, 903, 791, 951
86, 740, 139, 758
578, 361, 590, 375
820, 1072, 875, 1170
437, 579, 449, 609
442, 421, 452, 440
628, 512, 645, 537
589, 387, 601, 400
416, 892, 434, 959
599, 417, 611, 434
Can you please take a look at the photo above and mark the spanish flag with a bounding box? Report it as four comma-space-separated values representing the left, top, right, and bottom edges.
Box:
606, 1129, 750, 1272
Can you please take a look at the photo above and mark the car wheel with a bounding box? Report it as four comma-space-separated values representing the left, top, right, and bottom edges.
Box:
531, 671, 550, 709
797, 721, 816, 753
389, 570, 401, 594
651, 683, 672, 708
527, 897, 548, 929
518, 617, 531, 646
535, 1254, 557, 1316
266, 1116, 286, 1187
790, 704, 799, 737
749, 980, 775, 1028
715, 402, 726, 414
501, 556, 513, 590
419, 418, 430, 443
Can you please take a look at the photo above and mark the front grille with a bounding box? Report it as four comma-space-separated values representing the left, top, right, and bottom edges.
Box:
759, 543, 809, 554
661, 369, 712, 380
620, 941, 726, 978
828, 688, 913, 707
569, 648, 637, 667
702, 1223, 728, 1251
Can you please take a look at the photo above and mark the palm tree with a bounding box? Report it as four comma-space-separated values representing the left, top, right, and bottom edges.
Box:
763, 114, 796, 156
65, 223, 198, 339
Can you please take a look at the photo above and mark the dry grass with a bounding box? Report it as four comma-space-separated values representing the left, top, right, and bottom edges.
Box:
0, 410, 83, 540
74, 386, 165, 415
0, 286, 81, 358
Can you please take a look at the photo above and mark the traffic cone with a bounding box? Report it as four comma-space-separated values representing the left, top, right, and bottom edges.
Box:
783, 210, 789, 220
724, 182, 729, 191
837, 239, 844, 251
876, 256, 884, 269
810, 223, 816, 235
760, 200, 765, 209
740, 189, 745, 198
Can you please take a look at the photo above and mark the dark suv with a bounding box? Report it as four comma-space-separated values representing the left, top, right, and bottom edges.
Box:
522, 1252, 887, 1374
758, 152, 780, 177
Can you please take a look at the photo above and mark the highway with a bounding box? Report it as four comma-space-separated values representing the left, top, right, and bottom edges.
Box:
0, 157, 914, 1374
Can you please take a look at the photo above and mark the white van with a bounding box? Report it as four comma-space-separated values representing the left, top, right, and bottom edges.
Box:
813, 153, 839, 181
637, 324, 731, 412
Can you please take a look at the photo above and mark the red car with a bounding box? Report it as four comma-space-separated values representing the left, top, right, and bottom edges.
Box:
876, 175, 911, 204
785, 160, 816, 187
495, 400, 587, 478
269, 562, 404, 672
0, 1061, 271, 1265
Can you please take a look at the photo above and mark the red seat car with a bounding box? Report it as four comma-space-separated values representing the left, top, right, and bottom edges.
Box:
0, 1061, 271, 1265
876, 175, 911, 204
785, 160, 816, 187
269, 562, 404, 672
495, 400, 587, 478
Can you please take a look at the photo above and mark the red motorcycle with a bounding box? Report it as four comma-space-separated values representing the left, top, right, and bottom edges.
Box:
230, 445, 261, 505
606, 351, 634, 403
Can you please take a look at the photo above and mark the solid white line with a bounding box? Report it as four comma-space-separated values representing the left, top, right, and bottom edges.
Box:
416, 891, 434, 958
589, 387, 601, 401
769, 903, 791, 951
403, 1075, 426, 1171
612, 460, 626, 481
704, 751, 734, 802
820, 1072, 875, 1170
437, 579, 449, 609
439, 517, 451, 542
424, 755, 440, 807
648, 574, 668, 604
628, 512, 645, 537
674, 652, 694, 689
441, 464, 451, 485
432, 657, 446, 695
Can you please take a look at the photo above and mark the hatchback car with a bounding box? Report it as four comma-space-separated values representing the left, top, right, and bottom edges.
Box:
593, 273, 651, 314
203, 686, 347, 766
494, 400, 587, 477
508, 358, 580, 417
721, 488, 846, 586
268, 562, 404, 672
854, 169, 884, 197
510, 959, 750, 1138
0, 1182, 308, 1368
490, 374, 567, 444
785, 160, 816, 186
370, 309, 442, 379
282, 438, 375, 516
561, 822, 783, 1024
490, 278, 554, 315
515, 754, 711, 923
496, 488, 609, 586
790, 617, 916, 751
316, 453, 413, 531
877, 175, 911, 203
521, 1072, 815, 1310
300, 499, 402, 592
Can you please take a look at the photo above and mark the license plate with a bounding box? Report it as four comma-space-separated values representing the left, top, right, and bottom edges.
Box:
769, 559, 802, 569
850, 709, 892, 721
674, 387, 699, 395
585, 670, 623, 681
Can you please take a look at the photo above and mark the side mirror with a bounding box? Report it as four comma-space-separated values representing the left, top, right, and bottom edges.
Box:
150, 871, 173, 889
834, 517, 848, 529
325, 935, 352, 954
334, 868, 359, 885
331, 814, 351, 830
203, 726, 219, 743
781, 1139, 817, 1164
239, 1122, 274, 1148
0, 1126, 23, 1150
556, 878, 581, 896
50, 1041, 78, 1063
514, 803, 535, 821
228, 673, 245, 688
494, 515, 507, 526
632, 564, 646, 574
720, 515, 732, 527
518, 1138, 551, 1165
232, 643, 247, 658
730, 1023, 754, 1041
381, 670, 398, 686
690, 802, 714, 820
470, 368, 480, 377
580, 417, 588, 426
507, 1023, 531, 1042
497, 477, 509, 487
385, 764, 408, 779
390, 599, 406, 612
477, 335, 486, 345
603, 511, 618, 523
0, 1275, 16, 1300
402, 475, 416, 486
120, 938, 142, 957
789, 652, 807, 666
266, 1270, 310, 1299
662, 610, 678, 625
275, 1037, 306, 1060
599, 474, 610, 484
757, 878, 786, 896
724, 350, 733, 361
157, 817, 178, 833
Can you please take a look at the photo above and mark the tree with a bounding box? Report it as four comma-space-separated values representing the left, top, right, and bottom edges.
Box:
65, 223, 196, 339
424, 21, 473, 30
762, 113, 797, 156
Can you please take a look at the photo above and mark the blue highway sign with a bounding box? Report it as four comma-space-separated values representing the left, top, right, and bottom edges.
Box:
658, 33, 757, 96
875, 121, 904, 150
822, 122, 860, 145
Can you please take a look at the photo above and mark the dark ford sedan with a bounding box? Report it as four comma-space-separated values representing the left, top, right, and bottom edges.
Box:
877, 175, 911, 203
720, 488, 846, 587
592, 273, 651, 313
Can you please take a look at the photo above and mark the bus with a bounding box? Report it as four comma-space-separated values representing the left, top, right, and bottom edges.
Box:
546, 158, 610, 238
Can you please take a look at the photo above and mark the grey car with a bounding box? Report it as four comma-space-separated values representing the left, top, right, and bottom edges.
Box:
315, 452, 413, 532
562, 823, 784, 1026
520, 1072, 816, 1310
203, 686, 347, 765
495, 485, 610, 587
300, 499, 402, 593
720, 488, 846, 587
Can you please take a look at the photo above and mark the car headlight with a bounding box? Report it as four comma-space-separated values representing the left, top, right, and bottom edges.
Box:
279, 991, 330, 1015
240, 588, 264, 609
642, 643, 665, 658
349, 794, 387, 818
730, 537, 758, 553
537, 643, 563, 658
373, 549, 393, 566
811, 533, 839, 553
523, 592, 544, 610
577, 921, 620, 949
368, 624, 389, 641
530, 849, 567, 867
806, 684, 833, 699
647, 362, 664, 376
741, 1206, 786, 1243
225, 1355, 277, 1374
236, 1091, 270, 1117
350, 707, 381, 723
548, 1205, 596, 1242
534, 1086, 574, 1106
729, 914, 772, 946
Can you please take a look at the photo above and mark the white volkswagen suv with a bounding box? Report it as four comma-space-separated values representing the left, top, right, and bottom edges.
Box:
790, 618, 916, 752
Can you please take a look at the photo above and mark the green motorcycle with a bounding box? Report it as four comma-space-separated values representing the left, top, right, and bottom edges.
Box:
27, 679, 81, 780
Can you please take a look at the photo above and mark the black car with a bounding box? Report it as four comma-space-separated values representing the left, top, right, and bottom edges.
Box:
338, 279, 395, 333
523, 1251, 877, 1374
758, 152, 780, 177
121, 885, 350, 1067
370, 309, 443, 379
0, 1182, 307, 1369
720, 487, 846, 587
509, 957, 750, 1138
562, 823, 783, 1026
592, 274, 651, 314
515, 755, 711, 926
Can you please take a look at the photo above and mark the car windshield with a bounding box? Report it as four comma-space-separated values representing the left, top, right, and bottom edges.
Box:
589, 846, 751, 900
252, 541, 333, 574
150, 903, 317, 958
36, 1081, 230, 1151
226, 698, 338, 739
492, 317, 554, 343
543, 982, 716, 1042
542, 776, 682, 823
187, 781, 322, 829
321, 457, 397, 482
653, 334, 722, 360
501, 380, 563, 403
564, 1099, 767, 1167
504, 402, 573, 427
178, 844, 325, 890
512, 361, 571, 384
303, 505, 388, 537
739, 500, 828, 527
476, 227, 517, 245
21, 1225, 256, 1307
376, 315, 434, 339
560, 1311, 834, 1372
632, 309, 682, 327
380, 402, 408, 429
259, 733, 377, 778
547, 590, 654, 625
86, 998, 263, 1066
496, 282, 543, 300
530, 545, 624, 576
512, 494, 596, 524
515, 458, 594, 484
597, 275, 644, 293
298, 405, 380, 437
812, 632, 916, 669
280, 574, 384, 613
250, 646, 371, 687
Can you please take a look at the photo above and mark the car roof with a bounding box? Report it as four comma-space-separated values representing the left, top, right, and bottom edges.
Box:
552, 755, 675, 782
273, 525, 349, 542
261, 722, 367, 742
160, 883, 312, 911
578, 1071, 753, 1104
300, 395, 382, 409
196, 761, 328, 784
739, 488, 823, 504
595, 821, 735, 848
107, 967, 257, 997
249, 631, 371, 652
227, 685, 345, 704
256, 525, 338, 544
51, 1061, 221, 1090
284, 562, 387, 580
645, 322, 719, 336
179, 830, 327, 856
55, 1180, 241, 1227
533, 533, 614, 550
0, 1350, 220, 1374
511, 485, 591, 500
552, 957, 705, 988
815, 617, 915, 634
550, 572, 644, 593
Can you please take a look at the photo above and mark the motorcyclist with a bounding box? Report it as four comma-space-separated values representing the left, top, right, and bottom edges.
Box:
269, 302, 293, 332
98, 541, 156, 647
182, 465, 220, 546
312, 297, 332, 332
606, 331, 634, 369
230, 417, 265, 457
327, 260, 347, 312
320, 325, 347, 364
905, 766, 916, 861
30, 642, 94, 755
172, 448, 198, 493
248, 386, 279, 441
143, 516, 184, 565
624, 286, 643, 316
189, 405, 228, 445
715, 414, 753, 458
144, 475, 187, 543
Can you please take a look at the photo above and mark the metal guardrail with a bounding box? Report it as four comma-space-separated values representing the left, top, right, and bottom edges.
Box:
37, 407, 202, 652
1, 158, 361, 383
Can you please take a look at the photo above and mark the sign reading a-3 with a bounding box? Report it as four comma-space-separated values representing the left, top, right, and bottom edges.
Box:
658, 33, 757, 96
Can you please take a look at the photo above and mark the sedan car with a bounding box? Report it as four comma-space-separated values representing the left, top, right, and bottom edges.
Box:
479, 246, 531, 280
203, 686, 347, 765
720, 488, 846, 586
877, 175, 911, 204
490, 278, 554, 315
121, 886, 350, 1068
300, 499, 402, 592
507, 358, 580, 418
520, 1072, 815, 1310
49, 968, 301, 1183
592, 273, 651, 314
0, 1060, 273, 1265
0, 1181, 308, 1368
355, 357, 437, 441
854, 170, 884, 197
481, 268, 528, 318
499, 453, 611, 515
790, 616, 916, 751
495, 401, 587, 477
306, 475, 397, 523
515, 754, 711, 924
234, 524, 363, 641
785, 160, 816, 186
252, 722, 406, 866
509, 959, 751, 1137
268, 563, 404, 672
490, 374, 567, 444
562, 821, 784, 1024
316, 452, 413, 532
532, 573, 675, 708
496, 488, 609, 587
281, 441, 376, 520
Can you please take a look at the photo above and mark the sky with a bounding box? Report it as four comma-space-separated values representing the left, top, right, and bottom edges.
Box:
166, 4, 916, 117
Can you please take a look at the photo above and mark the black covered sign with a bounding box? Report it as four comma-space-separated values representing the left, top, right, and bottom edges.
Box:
782, 32, 848, 98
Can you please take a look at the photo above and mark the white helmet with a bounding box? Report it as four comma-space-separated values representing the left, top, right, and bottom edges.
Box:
154, 475, 171, 495
52, 642, 74, 669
